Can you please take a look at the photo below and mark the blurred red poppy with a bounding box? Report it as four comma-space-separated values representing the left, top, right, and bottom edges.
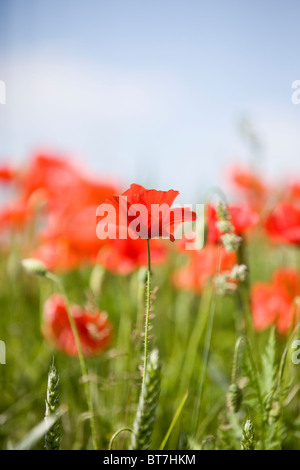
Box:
288, 182, 300, 201
0, 165, 18, 183
265, 201, 300, 244
20, 152, 120, 214
16, 152, 121, 269
227, 164, 267, 210
206, 203, 259, 244
0, 199, 33, 231
96, 183, 196, 242
97, 237, 168, 275
251, 268, 300, 334
31, 241, 84, 272
173, 244, 237, 293
42, 294, 112, 357
39, 205, 111, 265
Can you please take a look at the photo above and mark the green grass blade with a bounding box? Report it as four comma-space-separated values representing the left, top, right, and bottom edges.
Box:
159, 391, 188, 450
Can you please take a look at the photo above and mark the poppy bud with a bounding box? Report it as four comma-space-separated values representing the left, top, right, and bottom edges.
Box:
89, 264, 106, 297
22, 258, 48, 277
227, 383, 243, 413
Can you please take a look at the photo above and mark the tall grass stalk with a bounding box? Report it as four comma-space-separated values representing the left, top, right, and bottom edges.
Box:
130, 349, 161, 450
45, 361, 61, 450
178, 287, 212, 397
46, 272, 98, 450
192, 247, 222, 435
159, 391, 188, 450
192, 288, 218, 435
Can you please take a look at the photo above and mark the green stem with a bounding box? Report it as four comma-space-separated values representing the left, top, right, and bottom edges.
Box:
244, 338, 264, 411
235, 288, 247, 335
236, 238, 255, 338
178, 287, 211, 396
192, 246, 222, 436
46, 273, 98, 450
194, 246, 221, 435
108, 427, 132, 450
192, 288, 217, 435
277, 321, 300, 388
142, 239, 151, 393
159, 391, 188, 450
244, 337, 265, 449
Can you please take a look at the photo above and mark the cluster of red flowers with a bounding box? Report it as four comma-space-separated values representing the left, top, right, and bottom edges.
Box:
227, 165, 300, 333
0, 153, 173, 274
251, 269, 300, 334
173, 243, 237, 293
0, 153, 196, 356
2, 154, 300, 355
173, 165, 300, 334
0, 153, 117, 268
227, 164, 300, 245
172, 196, 259, 294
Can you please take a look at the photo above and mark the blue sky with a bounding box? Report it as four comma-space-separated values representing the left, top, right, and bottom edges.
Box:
0, 0, 300, 201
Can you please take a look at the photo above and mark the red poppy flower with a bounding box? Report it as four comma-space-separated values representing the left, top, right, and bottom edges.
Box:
228, 164, 266, 195
173, 244, 237, 293
96, 183, 196, 242
0, 199, 33, 231
96, 237, 168, 275
42, 294, 112, 357
0, 165, 18, 183
20, 152, 119, 214
288, 182, 300, 201
16, 152, 120, 269
265, 201, 300, 244
31, 241, 85, 272
206, 203, 258, 244
251, 268, 300, 334
227, 164, 267, 210
40, 205, 110, 261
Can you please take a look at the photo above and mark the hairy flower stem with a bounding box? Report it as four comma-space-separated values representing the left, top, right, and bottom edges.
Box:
46, 273, 98, 450
142, 239, 152, 394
